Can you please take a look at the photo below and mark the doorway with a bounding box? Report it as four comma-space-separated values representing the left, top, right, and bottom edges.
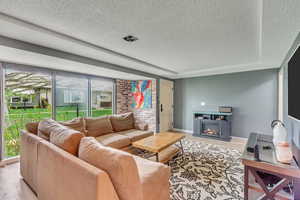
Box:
159, 79, 174, 132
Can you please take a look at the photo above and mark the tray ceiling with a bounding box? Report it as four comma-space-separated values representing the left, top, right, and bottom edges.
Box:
0, 0, 298, 78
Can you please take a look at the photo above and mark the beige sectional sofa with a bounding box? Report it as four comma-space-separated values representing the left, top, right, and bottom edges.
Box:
20, 112, 171, 200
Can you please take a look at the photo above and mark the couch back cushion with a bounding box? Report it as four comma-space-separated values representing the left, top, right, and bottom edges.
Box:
25, 122, 39, 135
84, 116, 113, 137
38, 120, 54, 140
60, 118, 86, 135
38, 119, 84, 155
37, 118, 86, 140
79, 137, 142, 200
110, 112, 134, 132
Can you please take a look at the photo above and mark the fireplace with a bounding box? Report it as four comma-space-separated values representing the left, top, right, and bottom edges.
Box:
193, 111, 232, 141
202, 121, 220, 137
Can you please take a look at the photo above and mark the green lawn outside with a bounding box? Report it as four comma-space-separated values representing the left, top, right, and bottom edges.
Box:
4, 106, 112, 158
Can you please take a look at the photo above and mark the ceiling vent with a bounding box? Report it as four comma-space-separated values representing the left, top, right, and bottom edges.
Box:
123, 35, 138, 42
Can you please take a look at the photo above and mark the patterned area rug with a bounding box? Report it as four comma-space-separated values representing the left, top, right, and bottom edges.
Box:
169, 139, 244, 200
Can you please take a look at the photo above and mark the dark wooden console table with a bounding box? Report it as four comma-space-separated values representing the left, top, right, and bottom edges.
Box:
241, 133, 300, 200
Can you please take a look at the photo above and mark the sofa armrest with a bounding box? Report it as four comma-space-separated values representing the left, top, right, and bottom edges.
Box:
133, 156, 171, 200
20, 130, 44, 193
134, 123, 149, 131
37, 140, 119, 200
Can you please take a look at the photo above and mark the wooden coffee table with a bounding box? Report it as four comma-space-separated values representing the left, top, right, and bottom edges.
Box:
132, 132, 186, 163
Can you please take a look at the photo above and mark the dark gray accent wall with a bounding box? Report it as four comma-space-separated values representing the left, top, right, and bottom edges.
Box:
174, 69, 278, 138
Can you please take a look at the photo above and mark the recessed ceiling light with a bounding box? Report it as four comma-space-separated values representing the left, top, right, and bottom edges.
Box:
123, 35, 138, 42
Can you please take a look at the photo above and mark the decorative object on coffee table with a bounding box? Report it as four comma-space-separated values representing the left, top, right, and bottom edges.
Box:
132, 132, 185, 163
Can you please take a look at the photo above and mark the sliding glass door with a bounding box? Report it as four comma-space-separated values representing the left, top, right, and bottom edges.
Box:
91, 78, 113, 117
3, 67, 52, 158
0, 63, 115, 160
55, 74, 89, 121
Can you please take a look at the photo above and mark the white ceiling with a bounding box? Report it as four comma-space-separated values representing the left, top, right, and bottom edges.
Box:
0, 0, 298, 79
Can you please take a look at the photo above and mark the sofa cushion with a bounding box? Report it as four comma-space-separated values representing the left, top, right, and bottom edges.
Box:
60, 118, 86, 135
79, 137, 143, 200
85, 116, 113, 137
38, 119, 56, 140
134, 156, 171, 200
39, 119, 84, 155
135, 123, 149, 131
25, 122, 39, 135
110, 112, 134, 132
37, 118, 86, 140
95, 133, 131, 149
117, 129, 153, 142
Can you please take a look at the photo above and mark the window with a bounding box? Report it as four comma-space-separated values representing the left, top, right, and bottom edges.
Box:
91, 78, 113, 117
22, 96, 32, 103
10, 96, 21, 103
63, 89, 84, 103
10, 96, 33, 104
4, 67, 52, 158
55, 74, 89, 121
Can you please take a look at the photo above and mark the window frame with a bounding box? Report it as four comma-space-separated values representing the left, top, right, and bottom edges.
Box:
10, 96, 33, 104
0, 63, 4, 162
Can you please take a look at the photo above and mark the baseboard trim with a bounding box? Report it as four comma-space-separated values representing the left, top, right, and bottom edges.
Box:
231, 136, 247, 141
0, 156, 20, 167
172, 128, 193, 134
172, 128, 247, 141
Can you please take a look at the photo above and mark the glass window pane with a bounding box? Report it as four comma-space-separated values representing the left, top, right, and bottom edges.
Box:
91, 79, 113, 117
55, 74, 88, 121
4, 68, 52, 158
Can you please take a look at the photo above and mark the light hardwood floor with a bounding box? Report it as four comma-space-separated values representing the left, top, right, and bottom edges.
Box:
185, 134, 247, 152
0, 162, 37, 200
0, 133, 246, 200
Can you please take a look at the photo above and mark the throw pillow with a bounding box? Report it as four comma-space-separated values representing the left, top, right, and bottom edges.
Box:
110, 112, 134, 132
60, 117, 86, 135
39, 119, 84, 155
84, 116, 113, 137
25, 122, 39, 135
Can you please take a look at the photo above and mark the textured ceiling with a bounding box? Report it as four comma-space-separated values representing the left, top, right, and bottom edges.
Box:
0, 0, 298, 79
262, 0, 300, 67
